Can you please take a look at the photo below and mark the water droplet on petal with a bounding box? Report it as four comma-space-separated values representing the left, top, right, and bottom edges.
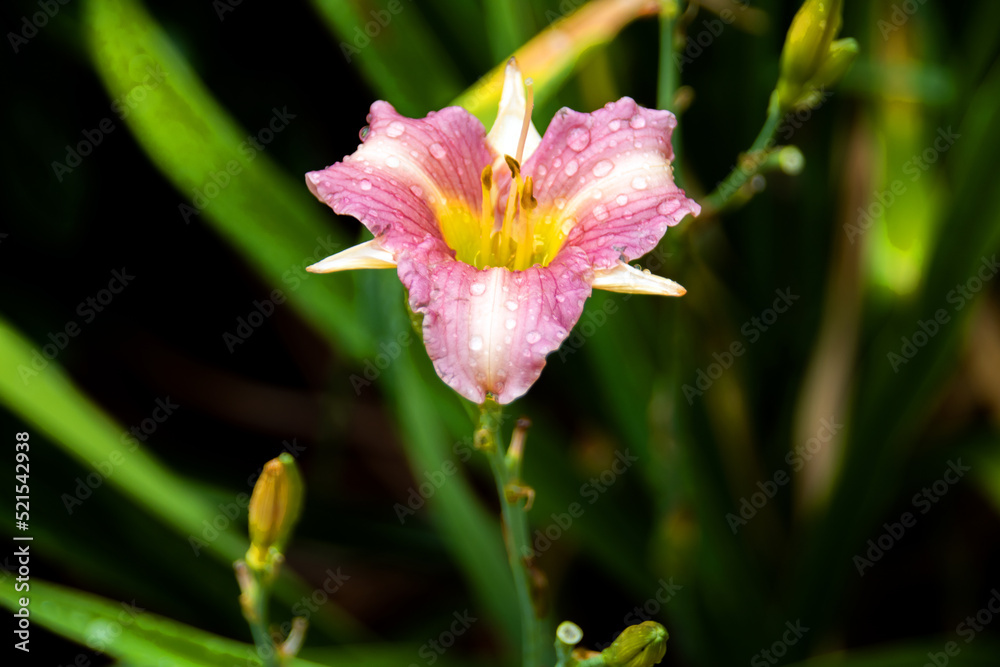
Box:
629, 115, 646, 129
657, 200, 680, 216
555, 198, 567, 210
359, 179, 372, 191
526, 331, 541, 344
567, 127, 591, 151
430, 143, 446, 159
591, 189, 603, 199
385, 156, 400, 168
506, 300, 519, 311
609, 119, 621, 131
359, 126, 370, 141
469, 336, 483, 351
593, 160, 614, 177
410, 185, 423, 197
564, 159, 579, 176
536, 165, 548, 177
470, 281, 486, 296
386, 121, 406, 137
616, 194, 628, 206
555, 294, 566, 303
505, 318, 517, 330
593, 204, 609, 221
631, 176, 648, 190
553, 157, 563, 168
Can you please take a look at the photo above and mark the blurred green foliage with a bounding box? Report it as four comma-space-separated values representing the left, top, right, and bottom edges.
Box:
1, 0, 999, 666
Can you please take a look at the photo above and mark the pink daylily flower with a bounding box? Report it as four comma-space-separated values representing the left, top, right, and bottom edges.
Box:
306, 61, 700, 405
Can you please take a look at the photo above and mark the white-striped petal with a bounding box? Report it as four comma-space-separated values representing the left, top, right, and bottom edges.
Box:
306, 239, 396, 273
591, 261, 686, 296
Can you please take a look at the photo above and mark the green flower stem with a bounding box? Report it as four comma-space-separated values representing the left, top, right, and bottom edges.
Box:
656, 2, 679, 113
235, 561, 279, 667
479, 404, 546, 667
701, 92, 785, 214
657, 1, 683, 187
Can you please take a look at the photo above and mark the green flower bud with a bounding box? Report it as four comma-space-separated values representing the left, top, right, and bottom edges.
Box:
246, 453, 304, 571
601, 621, 669, 667
777, 0, 854, 111
811, 37, 859, 92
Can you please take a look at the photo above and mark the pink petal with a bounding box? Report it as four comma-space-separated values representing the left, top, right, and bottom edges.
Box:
398, 246, 594, 404
305, 101, 493, 256
523, 98, 700, 269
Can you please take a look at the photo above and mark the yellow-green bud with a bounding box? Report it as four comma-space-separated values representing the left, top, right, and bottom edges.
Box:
777, 0, 854, 111
601, 621, 669, 667
246, 453, 304, 571
810, 37, 858, 92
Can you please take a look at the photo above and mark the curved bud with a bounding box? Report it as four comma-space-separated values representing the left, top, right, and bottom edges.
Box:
246, 453, 304, 571
601, 621, 669, 667
777, 0, 847, 111
811, 37, 859, 93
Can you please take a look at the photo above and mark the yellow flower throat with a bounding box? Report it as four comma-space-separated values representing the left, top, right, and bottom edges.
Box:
437, 80, 569, 271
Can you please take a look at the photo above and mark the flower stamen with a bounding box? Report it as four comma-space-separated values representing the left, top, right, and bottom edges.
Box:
499, 155, 522, 266
479, 164, 494, 266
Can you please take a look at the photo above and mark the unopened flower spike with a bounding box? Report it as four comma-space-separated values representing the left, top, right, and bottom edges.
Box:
776, 0, 857, 111
246, 453, 304, 573
306, 58, 699, 405
601, 621, 669, 667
